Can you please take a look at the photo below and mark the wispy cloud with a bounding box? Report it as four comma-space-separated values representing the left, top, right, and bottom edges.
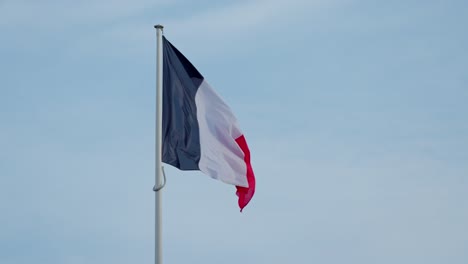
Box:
60, 0, 346, 59
166, 0, 335, 38
0, 0, 172, 30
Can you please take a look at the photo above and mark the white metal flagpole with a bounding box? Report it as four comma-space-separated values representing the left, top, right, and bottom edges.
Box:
154, 24, 164, 264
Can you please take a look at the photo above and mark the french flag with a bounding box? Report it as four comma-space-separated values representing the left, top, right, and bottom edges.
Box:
161, 36, 255, 211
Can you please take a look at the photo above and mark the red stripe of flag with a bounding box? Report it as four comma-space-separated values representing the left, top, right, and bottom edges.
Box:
235, 135, 256, 212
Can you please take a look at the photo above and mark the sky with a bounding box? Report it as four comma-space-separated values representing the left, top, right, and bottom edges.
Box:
1, 0, 468, 263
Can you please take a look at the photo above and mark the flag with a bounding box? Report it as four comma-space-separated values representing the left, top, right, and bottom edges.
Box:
161, 36, 255, 211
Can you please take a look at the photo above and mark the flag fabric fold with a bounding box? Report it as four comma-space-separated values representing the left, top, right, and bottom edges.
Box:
161, 36, 255, 211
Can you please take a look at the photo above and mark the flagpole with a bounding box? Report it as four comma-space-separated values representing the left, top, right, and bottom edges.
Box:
154, 24, 164, 264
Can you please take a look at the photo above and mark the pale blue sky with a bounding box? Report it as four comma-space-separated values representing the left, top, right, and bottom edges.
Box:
1, 0, 468, 263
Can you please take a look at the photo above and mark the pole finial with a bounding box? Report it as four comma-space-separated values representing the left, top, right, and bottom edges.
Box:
154, 24, 164, 29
